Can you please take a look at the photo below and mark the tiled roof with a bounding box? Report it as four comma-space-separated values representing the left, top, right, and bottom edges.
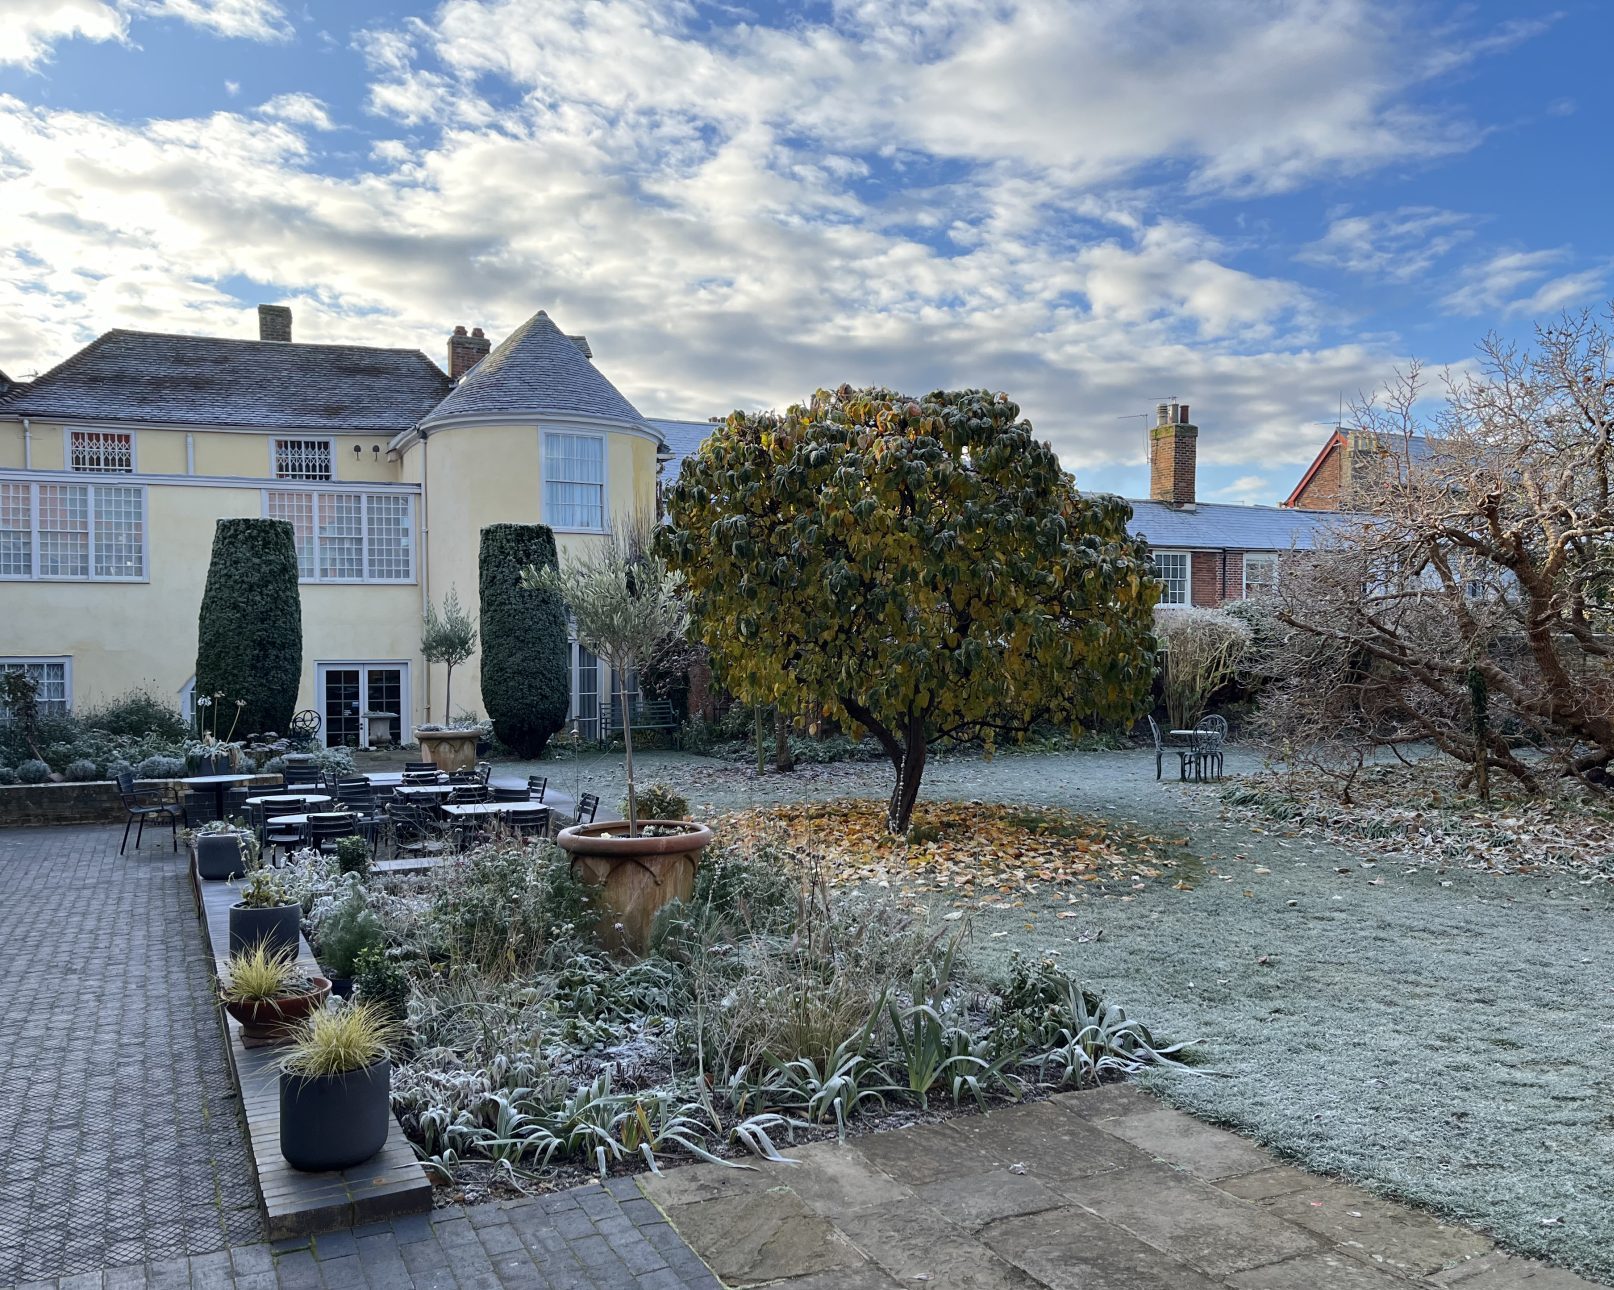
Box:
0, 329, 449, 432
1125, 498, 1351, 551
646, 417, 717, 477
422, 310, 647, 428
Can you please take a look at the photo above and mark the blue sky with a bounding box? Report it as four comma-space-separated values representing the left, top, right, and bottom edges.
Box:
1, 0, 1609, 502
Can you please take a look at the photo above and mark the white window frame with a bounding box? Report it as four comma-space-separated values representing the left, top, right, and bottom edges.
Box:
0, 480, 148, 581
1153, 550, 1190, 607
0, 657, 73, 716
271, 437, 335, 482
541, 431, 608, 532
66, 428, 137, 473
315, 660, 412, 749
1242, 552, 1279, 597
262, 489, 416, 584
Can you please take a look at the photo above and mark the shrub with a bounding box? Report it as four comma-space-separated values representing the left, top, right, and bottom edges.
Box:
106, 759, 134, 782
335, 835, 370, 877
136, 754, 186, 779
426, 842, 590, 973
0, 766, 16, 785
16, 759, 51, 784
64, 759, 101, 782
626, 782, 690, 821
479, 524, 569, 757
313, 745, 356, 777
195, 518, 302, 736
353, 945, 410, 1024
78, 687, 188, 739
1154, 606, 1252, 730
311, 878, 385, 980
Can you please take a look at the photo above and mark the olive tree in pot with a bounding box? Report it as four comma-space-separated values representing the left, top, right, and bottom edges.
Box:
279, 1002, 397, 1171
228, 867, 302, 959
521, 519, 709, 952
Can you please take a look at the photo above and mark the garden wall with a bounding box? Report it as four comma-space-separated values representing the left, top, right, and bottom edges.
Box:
0, 778, 190, 827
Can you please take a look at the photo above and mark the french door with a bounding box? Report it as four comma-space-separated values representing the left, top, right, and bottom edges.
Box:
316, 662, 409, 749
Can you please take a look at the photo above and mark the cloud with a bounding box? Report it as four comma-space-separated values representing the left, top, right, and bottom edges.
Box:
1300, 207, 1475, 282
0, 0, 289, 69
1208, 475, 1271, 502
0, 1, 127, 69
131, 0, 291, 42
0, 1, 1561, 484
258, 93, 333, 130
1441, 248, 1607, 319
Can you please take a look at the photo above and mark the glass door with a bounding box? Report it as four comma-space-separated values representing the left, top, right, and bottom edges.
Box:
321, 668, 361, 747
365, 668, 403, 746
573, 643, 600, 740
318, 662, 409, 749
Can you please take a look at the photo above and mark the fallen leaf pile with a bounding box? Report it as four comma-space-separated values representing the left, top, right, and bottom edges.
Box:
714, 797, 1189, 906
1218, 764, 1614, 883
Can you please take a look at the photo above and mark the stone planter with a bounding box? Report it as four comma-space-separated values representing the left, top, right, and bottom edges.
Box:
364, 713, 397, 748
229, 901, 302, 959
416, 730, 479, 773
557, 820, 713, 952
280, 1057, 391, 1172
196, 833, 247, 881
223, 976, 331, 1047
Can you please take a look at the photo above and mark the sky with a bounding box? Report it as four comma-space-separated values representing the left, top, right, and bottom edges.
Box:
0, 0, 1609, 503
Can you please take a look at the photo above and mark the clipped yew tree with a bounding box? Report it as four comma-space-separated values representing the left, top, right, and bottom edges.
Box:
195, 518, 302, 735
479, 524, 570, 756
663, 386, 1160, 834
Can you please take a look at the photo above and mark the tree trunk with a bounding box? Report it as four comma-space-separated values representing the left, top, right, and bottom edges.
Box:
887, 730, 926, 834
620, 671, 637, 835
774, 707, 795, 771
444, 664, 454, 723
754, 705, 767, 775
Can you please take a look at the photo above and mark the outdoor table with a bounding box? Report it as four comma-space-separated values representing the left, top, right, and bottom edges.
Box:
394, 783, 456, 798
440, 802, 547, 818
182, 772, 261, 817
366, 771, 445, 787
245, 793, 332, 809
266, 811, 357, 828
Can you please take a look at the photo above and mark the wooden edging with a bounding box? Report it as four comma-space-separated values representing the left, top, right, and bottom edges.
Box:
192, 855, 433, 1239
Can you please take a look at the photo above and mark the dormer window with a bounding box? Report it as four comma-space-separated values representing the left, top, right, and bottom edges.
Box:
273, 438, 333, 481
69, 430, 133, 473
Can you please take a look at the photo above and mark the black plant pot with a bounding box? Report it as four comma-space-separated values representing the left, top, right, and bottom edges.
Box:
196, 834, 246, 881
324, 974, 353, 999
229, 901, 302, 958
280, 1057, 391, 1171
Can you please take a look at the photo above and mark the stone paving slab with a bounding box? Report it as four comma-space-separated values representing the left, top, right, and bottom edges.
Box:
641, 1085, 1612, 1290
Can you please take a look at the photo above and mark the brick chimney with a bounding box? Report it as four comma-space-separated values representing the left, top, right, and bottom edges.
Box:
448, 325, 491, 380
258, 304, 292, 342
1149, 401, 1198, 508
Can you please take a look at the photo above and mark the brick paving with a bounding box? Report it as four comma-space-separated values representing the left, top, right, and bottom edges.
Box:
0, 825, 262, 1285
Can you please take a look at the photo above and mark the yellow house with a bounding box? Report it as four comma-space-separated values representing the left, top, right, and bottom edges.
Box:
0, 304, 703, 747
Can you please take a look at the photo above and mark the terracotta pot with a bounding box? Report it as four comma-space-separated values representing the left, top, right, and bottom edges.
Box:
222, 976, 332, 1033
556, 820, 713, 952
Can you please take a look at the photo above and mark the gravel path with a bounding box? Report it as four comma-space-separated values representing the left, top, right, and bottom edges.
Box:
517, 744, 1614, 1284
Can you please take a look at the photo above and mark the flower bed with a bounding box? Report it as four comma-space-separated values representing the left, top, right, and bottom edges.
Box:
271, 833, 1197, 1201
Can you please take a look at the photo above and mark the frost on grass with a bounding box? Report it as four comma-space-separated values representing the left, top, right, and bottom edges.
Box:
1220, 762, 1614, 881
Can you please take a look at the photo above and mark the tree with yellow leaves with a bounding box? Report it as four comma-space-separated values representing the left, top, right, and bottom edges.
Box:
661, 385, 1159, 834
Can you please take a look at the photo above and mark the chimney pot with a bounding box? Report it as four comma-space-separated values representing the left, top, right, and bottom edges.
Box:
448, 323, 492, 381
258, 304, 292, 342
471, 327, 484, 338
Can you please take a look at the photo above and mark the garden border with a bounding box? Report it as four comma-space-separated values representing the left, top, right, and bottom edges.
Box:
190, 854, 433, 1238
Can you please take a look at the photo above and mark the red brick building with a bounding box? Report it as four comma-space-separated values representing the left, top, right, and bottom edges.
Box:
1126, 402, 1348, 608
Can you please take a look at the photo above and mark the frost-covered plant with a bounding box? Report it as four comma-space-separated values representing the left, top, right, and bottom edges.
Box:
425, 842, 591, 974
15, 759, 50, 784
236, 866, 295, 909
1154, 605, 1251, 730
135, 754, 186, 779
0, 766, 16, 785
623, 782, 690, 821
354, 945, 410, 1024
310, 876, 385, 979
64, 758, 101, 782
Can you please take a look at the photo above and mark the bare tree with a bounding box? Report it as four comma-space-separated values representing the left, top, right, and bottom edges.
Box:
1258, 307, 1614, 796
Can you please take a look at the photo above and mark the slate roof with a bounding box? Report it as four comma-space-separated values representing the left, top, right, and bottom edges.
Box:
422, 310, 647, 429
0, 330, 450, 432
1125, 498, 1350, 551
646, 417, 717, 478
